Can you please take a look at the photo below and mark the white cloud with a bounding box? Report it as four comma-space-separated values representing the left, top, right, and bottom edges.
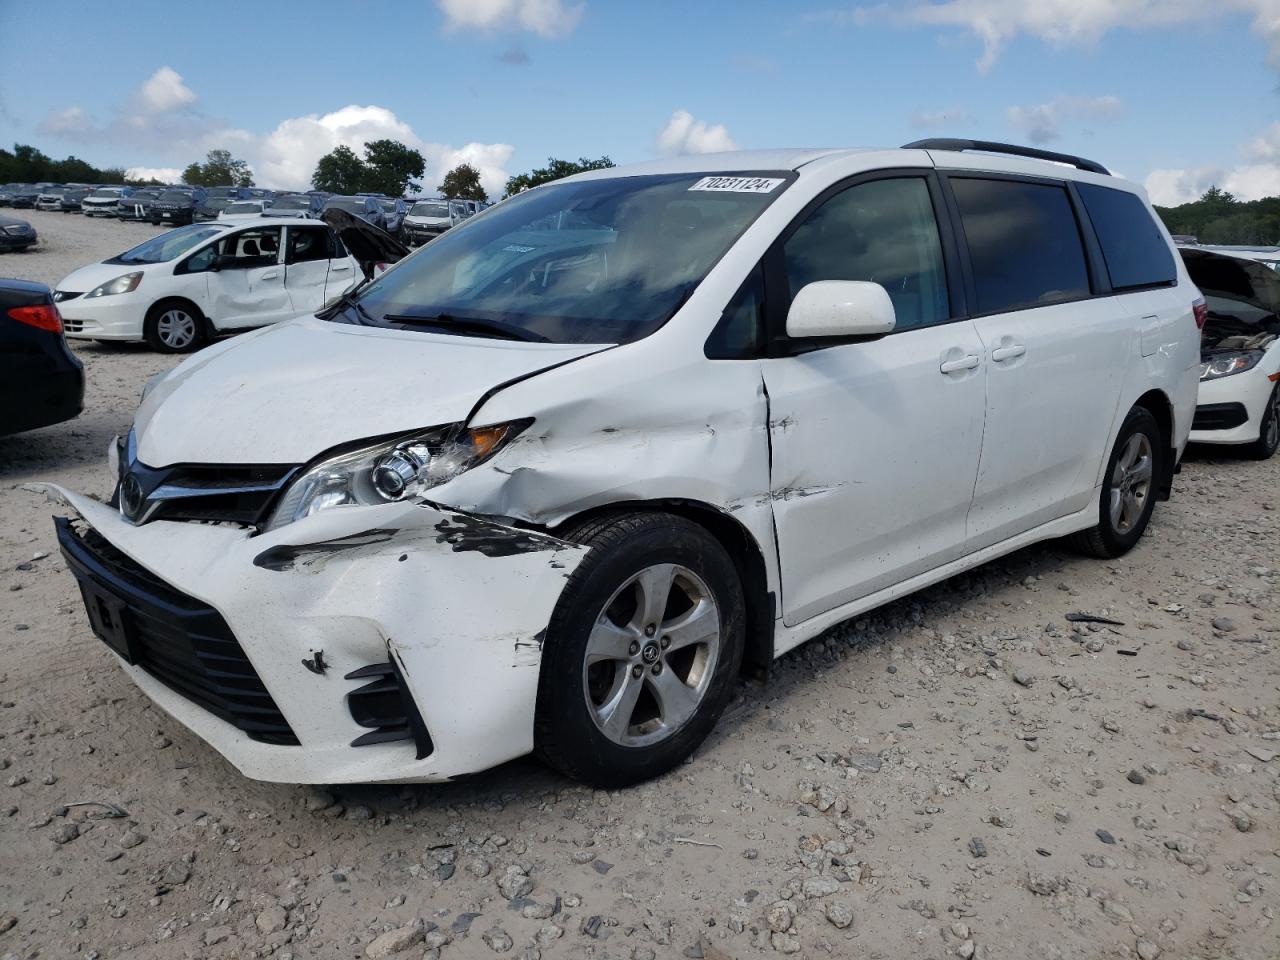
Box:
811, 1, 1280, 73
136, 66, 197, 113
910, 107, 970, 130
437, 0, 583, 37
656, 109, 738, 156
1006, 94, 1121, 144
1144, 122, 1280, 205
34, 68, 515, 196
124, 166, 183, 184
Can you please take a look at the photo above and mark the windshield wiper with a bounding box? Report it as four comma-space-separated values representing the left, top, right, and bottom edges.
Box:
383, 313, 549, 342
319, 287, 376, 325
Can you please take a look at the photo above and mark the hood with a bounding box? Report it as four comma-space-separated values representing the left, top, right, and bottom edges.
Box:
133, 315, 603, 465
322, 208, 409, 269
405, 214, 450, 226
56, 259, 161, 294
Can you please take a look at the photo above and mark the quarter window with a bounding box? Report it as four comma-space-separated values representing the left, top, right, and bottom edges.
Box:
950, 178, 1090, 314
1076, 183, 1176, 290
781, 178, 949, 332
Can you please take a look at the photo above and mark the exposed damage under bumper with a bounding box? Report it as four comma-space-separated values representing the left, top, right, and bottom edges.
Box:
45, 484, 586, 784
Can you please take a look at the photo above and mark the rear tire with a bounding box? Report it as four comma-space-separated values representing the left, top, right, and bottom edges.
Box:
1244, 383, 1280, 461
144, 300, 206, 354
535, 512, 745, 788
1070, 406, 1163, 559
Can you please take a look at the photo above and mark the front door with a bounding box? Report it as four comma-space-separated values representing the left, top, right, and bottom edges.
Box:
207, 226, 293, 330
283, 225, 338, 314
760, 175, 987, 626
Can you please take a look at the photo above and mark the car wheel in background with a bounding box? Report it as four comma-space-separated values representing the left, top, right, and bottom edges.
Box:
144, 300, 206, 354
1245, 382, 1280, 460
1070, 406, 1163, 559
535, 512, 745, 788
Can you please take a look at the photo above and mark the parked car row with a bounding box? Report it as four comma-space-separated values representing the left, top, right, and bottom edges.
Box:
1, 182, 490, 244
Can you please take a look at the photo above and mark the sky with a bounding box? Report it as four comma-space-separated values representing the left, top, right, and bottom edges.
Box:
1, 0, 1279, 205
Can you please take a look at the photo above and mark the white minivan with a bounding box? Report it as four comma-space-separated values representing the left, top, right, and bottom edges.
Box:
54, 218, 368, 352
50, 140, 1201, 788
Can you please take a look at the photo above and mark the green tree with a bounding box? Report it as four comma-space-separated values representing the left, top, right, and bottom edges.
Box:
1154, 186, 1280, 246
360, 139, 425, 196
182, 148, 254, 187
504, 156, 614, 197
311, 145, 367, 194
439, 162, 487, 201
0, 143, 127, 184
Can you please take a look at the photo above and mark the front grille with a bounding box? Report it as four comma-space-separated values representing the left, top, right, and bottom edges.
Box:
1193, 402, 1249, 431
56, 517, 298, 745
122, 462, 299, 526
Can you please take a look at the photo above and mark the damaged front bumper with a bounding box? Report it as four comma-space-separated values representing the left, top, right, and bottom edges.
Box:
47, 485, 585, 784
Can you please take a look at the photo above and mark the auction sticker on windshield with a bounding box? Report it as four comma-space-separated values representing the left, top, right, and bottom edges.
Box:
688, 176, 785, 193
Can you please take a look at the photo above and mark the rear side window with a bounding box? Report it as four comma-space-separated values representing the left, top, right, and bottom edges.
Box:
951, 178, 1090, 314
1076, 183, 1176, 290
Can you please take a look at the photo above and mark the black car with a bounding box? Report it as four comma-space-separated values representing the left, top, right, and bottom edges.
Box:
150, 187, 208, 226
10, 185, 40, 209
116, 188, 162, 221
0, 279, 84, 436
0, 214, 37, 252
60, 188, 92, 213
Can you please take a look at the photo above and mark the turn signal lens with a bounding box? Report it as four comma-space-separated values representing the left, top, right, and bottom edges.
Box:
6, 303, 63, 334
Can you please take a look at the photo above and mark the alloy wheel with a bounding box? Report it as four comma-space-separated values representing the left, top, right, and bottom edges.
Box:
582, 563, 721, 748
1109, 432, 1153, 533
1265, 386, 1280, 453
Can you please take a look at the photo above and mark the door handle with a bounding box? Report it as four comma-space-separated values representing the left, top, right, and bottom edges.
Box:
940, 354, 980, 374
991, 344, 1026, 362
261, 271, 280, 280
332, 263, 351, 271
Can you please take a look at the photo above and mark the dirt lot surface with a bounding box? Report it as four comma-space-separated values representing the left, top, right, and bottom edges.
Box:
1, 209, 1277, 960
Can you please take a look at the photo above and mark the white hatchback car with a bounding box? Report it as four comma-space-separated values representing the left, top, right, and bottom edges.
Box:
55, 218, 364, 352
1181, 246, 1280, 458
49, 140, 1201, 788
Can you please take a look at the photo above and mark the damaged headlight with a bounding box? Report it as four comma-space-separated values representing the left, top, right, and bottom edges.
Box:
1200, 351, 1263, 381
264, 420, 530, 531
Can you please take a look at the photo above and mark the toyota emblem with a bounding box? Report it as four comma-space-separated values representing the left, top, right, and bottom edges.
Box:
119, 473, 145, 521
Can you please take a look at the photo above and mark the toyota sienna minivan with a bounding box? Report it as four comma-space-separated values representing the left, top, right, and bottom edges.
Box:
48, 140, 1201, 788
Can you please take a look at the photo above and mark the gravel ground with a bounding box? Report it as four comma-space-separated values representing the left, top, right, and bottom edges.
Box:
1, 209, 1277, 960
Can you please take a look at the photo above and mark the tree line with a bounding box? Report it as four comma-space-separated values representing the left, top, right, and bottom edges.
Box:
1155, 186, 1280, 246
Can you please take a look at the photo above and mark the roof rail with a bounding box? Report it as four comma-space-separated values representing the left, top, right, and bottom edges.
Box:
901, 138, 1110, 176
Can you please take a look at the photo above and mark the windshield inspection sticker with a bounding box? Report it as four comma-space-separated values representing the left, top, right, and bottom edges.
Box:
689, 176, 785, 194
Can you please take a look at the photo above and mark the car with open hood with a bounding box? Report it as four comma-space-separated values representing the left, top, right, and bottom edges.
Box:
47, 140, 1199, 789
53, 216, 371, 352
1181, 246, 1280, 458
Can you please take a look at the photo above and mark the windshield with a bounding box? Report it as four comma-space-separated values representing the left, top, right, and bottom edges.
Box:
223, 202, 260, 215
109, 224, 226, 264
273, 196, 309, 209
89, 189, 120, 198
411, 202, 449, 218
348, 171, 791, 344
378, 199, 399, 212
326, 199, 366, 214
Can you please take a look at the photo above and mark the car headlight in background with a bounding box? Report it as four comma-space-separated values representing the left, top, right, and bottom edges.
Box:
85, 272, 143, 299
1200, 351, 1263, 381
264, 420, 530, 531
3, 224, 30, 235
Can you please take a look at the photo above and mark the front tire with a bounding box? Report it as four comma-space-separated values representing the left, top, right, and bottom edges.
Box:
144, 300, 206, 354
1071, 406, 1163, 558
1244, 383, 1280, 461
535, 512, 745, 788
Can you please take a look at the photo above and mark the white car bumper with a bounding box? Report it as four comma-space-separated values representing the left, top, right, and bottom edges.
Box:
59, 295, 146, 341
1189, 366, 1278, 444
48, 485, 586, 784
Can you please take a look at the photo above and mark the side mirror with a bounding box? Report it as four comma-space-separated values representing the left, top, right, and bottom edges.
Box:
208, 254, 225, 272
785, 280, 896, 340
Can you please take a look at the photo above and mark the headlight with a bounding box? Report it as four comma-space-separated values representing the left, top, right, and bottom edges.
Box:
3, 224, 28, 235
85, 272, 143, 299
264, 420, 530, 531
1200, 351, 1263, 381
